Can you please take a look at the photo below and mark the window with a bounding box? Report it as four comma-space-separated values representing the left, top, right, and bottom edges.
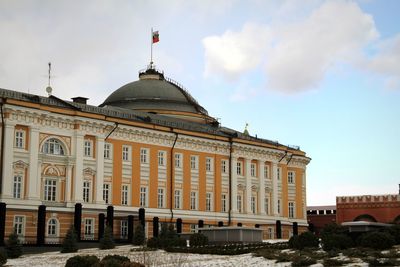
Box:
13, 216, 24, 236
121, 185, 129, 205
221, 194, 227, 212
13, 174, 23, 199
158, 151, 166, 166
44, 179, 57, 201
121, 220, 128, 238
221, 160, 228, 174
83, 181, 91, 203
84, 218, 94, 238
47, 218, 57, 236
140, 187, 147, 207
251, 163, 256, 177
289, 202, 295, 218
268, 227, 274, 239
190, 156, 198, 170
157, 188, 164, 208
122, 145, 130, 161
206, 157, 213, 172
277, 167, 281, 180
190, 191, 197, 210
288, 171, 295, 184
264, 197, 270, 215
15, 130, 25, 149
174, 190, 181, 209
237, 195, 242, 213
42, 138, 64, 155
140, 148, 148, 164
251, 196, 256, 214
264, 165, 269, 179
190, 224, 197, 233
103, 183, 111, 204
174, 153, 182, 168
206, 193, 212, 211
84, 140, 92, 157
104, 143, 112, 159
277, 199, 281, 214
236, 162, 242, 175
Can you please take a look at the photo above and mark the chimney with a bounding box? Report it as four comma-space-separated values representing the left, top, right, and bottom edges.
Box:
71, 97, 88, 105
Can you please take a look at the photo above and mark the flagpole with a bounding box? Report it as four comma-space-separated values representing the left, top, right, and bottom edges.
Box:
150, 27, 153, 68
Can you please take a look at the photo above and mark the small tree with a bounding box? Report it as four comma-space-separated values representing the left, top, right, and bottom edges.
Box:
99, 226, 115, 250
288, 231, 319, 250
133, 225, 145, 246
61, 226, 78, 253
5, 230, 22, 259
190, 233, 208, 247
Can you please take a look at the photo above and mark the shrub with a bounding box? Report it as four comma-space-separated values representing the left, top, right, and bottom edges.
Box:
189, 233, 208, 247
321, 233, 354, 251
288, 231, 319, 250
146, 237, 160, 248
5, 230, 22, 259
133, 225, 145, 246
100, 226, 115, 250
65, 255, 99, 267
365, 257, 400, 266
291, 255, 317, 267
100, 255, 130, 267
358, 231, 395, 250
61, 226, 78, 253
0, 250, 6, 267
385, 224, 400, 244
323, 258, 350, 266
148, 223, 185, 248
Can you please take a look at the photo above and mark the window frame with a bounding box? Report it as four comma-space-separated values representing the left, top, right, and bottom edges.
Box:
236, 162, 242, 176
13, 215, 25, 236
13, 174, 23, 199
174, 189, 181, 209
84, 218, 95, 239
205, 192, 212, 211
158, 151, 166, 167
250, 163, 256, 177
47, 218, 58, 237
83, 139, 92, 157
157, 188, 165, 208
221, 194, 227, 212
140, 148, 149, 164
44, 179, 57, 202
122, 145, 130, 161
83, 180, 91, 203
103, 183, 111, 204
104, 143, 112, 159
140, 186, 147, 207
14, 130, 25, 149
121, 184, 129, 205
42, 138, 65, 156
190, 191, 197, 210
190, 155, 198, 170
174, 153, 182, 168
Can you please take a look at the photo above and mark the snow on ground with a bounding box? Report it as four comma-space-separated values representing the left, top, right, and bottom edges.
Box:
5, 245, 291, 267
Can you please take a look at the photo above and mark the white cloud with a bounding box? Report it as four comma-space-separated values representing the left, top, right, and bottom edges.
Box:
203, 23, 271, 80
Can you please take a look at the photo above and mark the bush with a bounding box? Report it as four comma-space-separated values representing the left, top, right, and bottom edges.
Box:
323, 258, 350, 266
365, 257, 400, 266
358, 231, 395, 250
288, 231, 319, 250
385, 224, 400, 244
147, 223, 185, 248
65, 255, 99, 267
100, 255, 130, 267
133, 225, 145, 246
189, 233, 208, 247
146, 237, 160, 248
6, 231, 22, 259
322, 233, 354, 251
291, 255, 317, 267
100, 226, 115, 250
61, 226, 78, 253
0, 250, 6, 267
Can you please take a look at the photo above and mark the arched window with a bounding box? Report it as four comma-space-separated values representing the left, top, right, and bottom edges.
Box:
47, 218, 58, 236
42, 138, 65, 155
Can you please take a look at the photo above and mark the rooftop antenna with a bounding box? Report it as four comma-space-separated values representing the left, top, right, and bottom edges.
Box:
46, 62, 53, 96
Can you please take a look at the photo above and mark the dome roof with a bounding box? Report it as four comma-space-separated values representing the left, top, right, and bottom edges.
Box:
100, 68, 211, 120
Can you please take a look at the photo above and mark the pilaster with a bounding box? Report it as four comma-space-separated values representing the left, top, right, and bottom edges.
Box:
73, 132, 84, 202
272, 162, 279, 216
2, 123, 15, 198
28, 126, 40, 201
230, 156, 238, 213
245, 158, 252, 214
259, 161, 266, 215
95, 137, 105, 204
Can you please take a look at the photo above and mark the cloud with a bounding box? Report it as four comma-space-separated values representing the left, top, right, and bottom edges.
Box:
203, 23, 271, 80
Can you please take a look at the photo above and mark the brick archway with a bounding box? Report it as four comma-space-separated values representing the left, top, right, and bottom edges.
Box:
354, 214, 377, 222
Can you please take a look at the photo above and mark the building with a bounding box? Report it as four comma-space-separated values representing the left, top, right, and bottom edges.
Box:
307, 205, 336, 235
0, 66, 311, 244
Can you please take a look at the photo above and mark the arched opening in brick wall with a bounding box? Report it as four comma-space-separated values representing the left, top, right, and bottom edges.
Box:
354, 214, 377, 222
393, 215, 400, 224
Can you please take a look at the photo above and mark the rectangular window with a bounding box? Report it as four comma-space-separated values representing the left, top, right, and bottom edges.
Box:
251, 196, 256, 214
104, 143, 112, 159
237, 195, 242, 213
288, 171, 295, 184
236, 162, 242, 175
221, 194, 227, 212
122, 146, 130, 161
13, 174, 23, 199
84, 218, 94, 238
221, 160, 228, 174
206, 193, 212, 211
121, 220, 128, 238
190, 191, 197, 210
44, 179, 57, 201
13, 216, 24, 235
277, 199, 281, 214
174, 153, 182, 168
121, 185, 128, 205
289, 202, 295, 218
84, 140, 92, 157
206, 157, 212, 172
158, 151, 166, 166
264, 165, 269, 179
103, 183, 110, 204
251, 163, 256, 177
83, 181, 91, 203
277, 167, 281, 180
140, 148, 148, 164
264, 197, 269, 215
140, 187, 147, 207
190, 224, 197, 233
174, 190, 181, 209
190, 156, 198, 170
157, 188, 164, 208
268, 227, 274, 239
15, 130, 25, 149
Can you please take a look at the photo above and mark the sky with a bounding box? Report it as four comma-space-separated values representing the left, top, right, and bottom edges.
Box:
0, 0, 399, 205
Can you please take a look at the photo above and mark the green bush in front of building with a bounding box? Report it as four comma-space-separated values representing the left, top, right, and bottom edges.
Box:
61, 226, 78, 253
5, 230, 22, 259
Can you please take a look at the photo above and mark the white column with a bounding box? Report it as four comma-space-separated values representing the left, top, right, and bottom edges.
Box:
28, 126, 40, 200
73, 132, 84, 202
65, 164, 73, 202
245, 158, 252, 214
95, 137, 104, 204
259, 161, 266, 215
2, 124, 15, 198
230, 156, 238, 212
272, 162, 279, 216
